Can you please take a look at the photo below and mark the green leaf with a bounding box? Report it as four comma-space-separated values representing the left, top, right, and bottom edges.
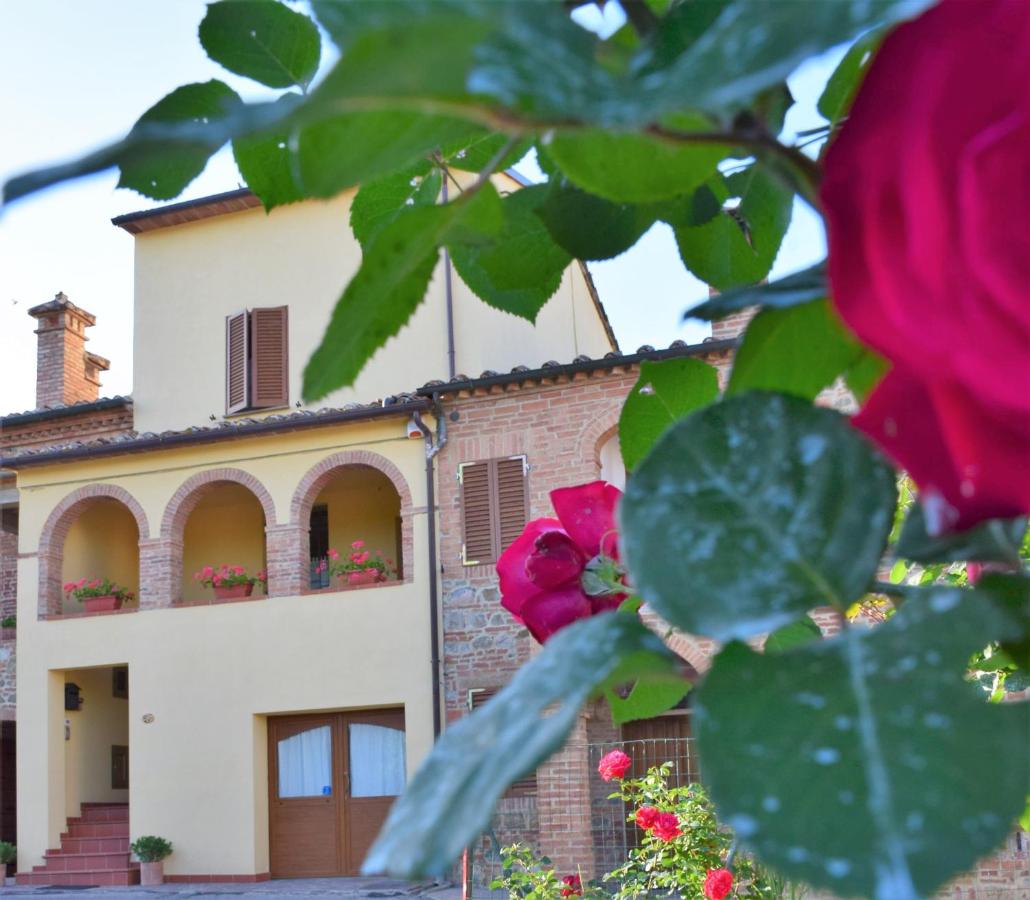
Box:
764, 616, 822, 653
297, 111, 479, 199
302, 184, 502, 401
442, 132, 533, 174
844, 349, 889, 402
199, 0, 321, 89
618, 357, 720, 471
685, 262, 826, 320
695, 589, 1029, 898
726, 299, 868, 401
231, 94, 307, 210
535, 179, 656, 261
118, 80, 243, 200
976, 574, 1030, 672
349, 163, 442, 248
817, 28, 885, 124
361, 613, 676, 877
620, 392, 897, 641
674, 165, 793, 291
606, 677, 691, 726
648, 0, 932, 116
448, 186, 570, 322
546, 124, 728, 204
896, 505, 1027, 566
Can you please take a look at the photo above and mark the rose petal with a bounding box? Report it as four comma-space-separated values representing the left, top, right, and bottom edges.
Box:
551, 481, 622, 559
497, 518, 564, 620
520, 586, 593, 643
525, 530, 588, 590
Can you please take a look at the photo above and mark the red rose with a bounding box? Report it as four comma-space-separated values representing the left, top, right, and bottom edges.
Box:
822, 0, 1030, 532
703, 868, 734, 900
597, 749, 632, 781
497, 481, 625, 643
635, 805, 660, 830
560, 874, 582, 897
651, 812, 681, 842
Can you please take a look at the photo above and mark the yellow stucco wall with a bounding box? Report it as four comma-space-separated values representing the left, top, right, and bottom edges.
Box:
129, 174, 615, 434
15, 418, 438, 877
61, 501, 140, 613
64, 667, 130, 818
318, 467, 401, 574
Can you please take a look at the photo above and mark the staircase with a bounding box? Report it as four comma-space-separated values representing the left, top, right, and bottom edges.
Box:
16, 802, 140, 887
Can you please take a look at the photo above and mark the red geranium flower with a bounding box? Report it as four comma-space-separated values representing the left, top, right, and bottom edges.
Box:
597, 749, 632, 782
635, 806, 660, 830
651, 812, 681, 842
703, 868, 734, 900
560, 874, 582, 897
497, 481, 625, 643
822, 0, 1030, 532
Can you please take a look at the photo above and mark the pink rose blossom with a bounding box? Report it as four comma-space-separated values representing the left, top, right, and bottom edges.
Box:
597, 749, 632, 782
651, 812, 681, 842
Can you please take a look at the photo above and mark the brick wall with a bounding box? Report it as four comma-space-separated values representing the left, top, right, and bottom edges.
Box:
27, 294, 108, 409
0, 405, 133, 452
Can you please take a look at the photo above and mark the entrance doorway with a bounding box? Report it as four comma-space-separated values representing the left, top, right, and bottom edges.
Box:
268, 709, 405, 877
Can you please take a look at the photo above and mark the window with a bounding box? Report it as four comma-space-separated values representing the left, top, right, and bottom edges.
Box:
225, 306, 289, 414
309, 504, 329, 588
277, 725, 332, 798
459, 456, 528, 566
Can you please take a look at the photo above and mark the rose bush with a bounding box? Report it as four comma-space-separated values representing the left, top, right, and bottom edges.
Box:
497, 481, 625, 642
822, 0, 1030, 532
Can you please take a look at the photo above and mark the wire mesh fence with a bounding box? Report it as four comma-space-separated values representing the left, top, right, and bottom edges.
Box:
469, 736, 698, 887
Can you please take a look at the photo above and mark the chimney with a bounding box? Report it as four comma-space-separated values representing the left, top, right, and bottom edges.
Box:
27, 292, 110, 408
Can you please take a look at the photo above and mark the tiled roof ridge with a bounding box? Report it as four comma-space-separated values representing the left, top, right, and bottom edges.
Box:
1, 395, 133, 424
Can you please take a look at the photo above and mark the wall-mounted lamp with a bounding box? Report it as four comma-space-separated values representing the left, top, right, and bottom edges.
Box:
407, 415, 425, 440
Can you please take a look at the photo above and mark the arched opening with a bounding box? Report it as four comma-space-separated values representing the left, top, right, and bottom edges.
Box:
598, 431, 626, 490
60, 499, 140, 615
181, 483, 267, 602
307, 466, 403, 589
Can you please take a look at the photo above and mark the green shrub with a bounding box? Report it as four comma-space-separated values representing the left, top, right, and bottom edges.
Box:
0, 841, 16, 864
0, 617, 14, 629
130, 836, 172, 862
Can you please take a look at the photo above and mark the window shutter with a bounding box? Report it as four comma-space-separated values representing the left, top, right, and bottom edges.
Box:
460, 461, 494, 565
250, 306, 289, 409
495, 457, 528, 552
460, 456, 528, 566
225, 311, 249, 414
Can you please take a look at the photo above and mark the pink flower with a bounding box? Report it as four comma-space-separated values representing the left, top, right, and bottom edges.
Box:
635, 806, 660, 830
822, 0, 1030, 532
703, 868, 734, 900
651, 812, 681, 842
328, 548, 339, 561
352, 551, 370, 565
351, 540, 365, 550
256, 570, 267, 582
497, 481, 624, 643
212, 574, 223, 586
233, 565, 245, 576
89, 579, 101, 589
560, 875, 582, 897
63, 582, 75, 593
77, 578, 87, 589
597, 749, 631, 782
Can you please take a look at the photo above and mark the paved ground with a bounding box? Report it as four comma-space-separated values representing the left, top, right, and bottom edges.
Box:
0, 877, 505, 899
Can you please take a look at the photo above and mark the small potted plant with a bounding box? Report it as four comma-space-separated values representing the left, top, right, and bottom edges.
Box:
0, 840, 15, 881
0, 616, 14, 641
193, 564, 266, 600
130, 835, 172, 886
63, 578, 134, 613
321, 541, 397, 587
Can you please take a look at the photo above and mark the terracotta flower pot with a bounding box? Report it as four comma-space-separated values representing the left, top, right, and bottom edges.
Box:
139, 860, 164, 886
213, 582, 254, 601
344, 569, 382, 587
83, 594, 123, 613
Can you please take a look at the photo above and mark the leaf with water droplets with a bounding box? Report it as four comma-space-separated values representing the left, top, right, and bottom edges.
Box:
695, 588, 1029, 899
620, 392, 896, 641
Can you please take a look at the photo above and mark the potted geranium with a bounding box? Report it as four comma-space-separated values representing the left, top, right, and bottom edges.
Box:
193, 564, 266, 600
0, 840, 15, 881
320, 541, 396, 587
63, 578, 134, 613
130, 835, 172, 886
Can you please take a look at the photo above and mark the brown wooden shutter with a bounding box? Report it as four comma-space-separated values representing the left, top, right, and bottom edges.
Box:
250, 306, 289, 409
226, 310, 249, 414
495, 457, 529, 552
460, 456, 528, 565
460, 461, 494, 565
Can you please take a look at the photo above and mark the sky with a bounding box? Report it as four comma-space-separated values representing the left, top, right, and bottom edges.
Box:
0, 1, 838, 416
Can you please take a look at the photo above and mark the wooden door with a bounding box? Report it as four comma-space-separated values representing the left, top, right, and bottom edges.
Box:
269, 710, 405, 878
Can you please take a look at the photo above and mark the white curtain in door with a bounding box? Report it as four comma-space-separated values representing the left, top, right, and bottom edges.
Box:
278, 725, 332, 798
349, 724, 406, 797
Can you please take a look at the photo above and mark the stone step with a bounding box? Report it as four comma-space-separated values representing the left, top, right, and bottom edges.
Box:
52, 835, 129, 854
65, 821, 130, 838
17, 867, 141, 887
41, 850, 134, 872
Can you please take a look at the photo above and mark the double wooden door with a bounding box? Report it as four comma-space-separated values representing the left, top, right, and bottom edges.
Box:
268, 709, 405, 877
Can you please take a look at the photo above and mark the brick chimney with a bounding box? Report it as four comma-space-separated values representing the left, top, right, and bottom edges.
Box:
27, 292, 110, 408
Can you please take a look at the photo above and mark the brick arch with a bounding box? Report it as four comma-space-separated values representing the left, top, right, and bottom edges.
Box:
579, 409, 622, 473
36, 484, 149, 617
160, 467, 277, 539
289, 451, 415, 590
665, 631, 716, 677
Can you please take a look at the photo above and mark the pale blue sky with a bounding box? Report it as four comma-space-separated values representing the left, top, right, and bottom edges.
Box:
0, 1, 838, 415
